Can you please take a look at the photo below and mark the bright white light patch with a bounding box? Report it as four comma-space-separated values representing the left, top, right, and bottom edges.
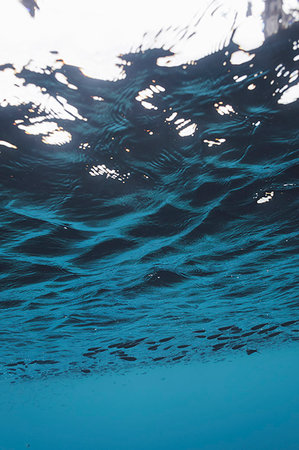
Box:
230, 51, 255, 65
178, 123, 197, 137
136, 85, 164, 107
17, 121, 59, 135
0, 0, 277, 81
141, 101, 157, 110
278, 83, 299, 105
234, 75, 248, 83
166, 112, 178, 122
42, 129, 72, 146
176, 119, 191, 130
203, 138, 226, 147
89, 164, 130, 182
257, 191, 274, 204
174, 119, 185, 125
0, 140, 17, 149
215, 103, 236, 115
55, 72, 78, 90
289, 70, 298, 83
232, 16, 264, 51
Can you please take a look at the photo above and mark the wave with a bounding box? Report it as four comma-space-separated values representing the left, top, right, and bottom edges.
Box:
0, 10, 298, 379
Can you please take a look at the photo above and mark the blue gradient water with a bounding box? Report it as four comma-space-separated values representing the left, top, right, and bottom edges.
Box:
1, 346, 299, 449
0, 7, 298, 448
0, 21, 298, 380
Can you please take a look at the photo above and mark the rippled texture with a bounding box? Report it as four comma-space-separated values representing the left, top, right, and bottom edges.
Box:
0, 21, 298, 380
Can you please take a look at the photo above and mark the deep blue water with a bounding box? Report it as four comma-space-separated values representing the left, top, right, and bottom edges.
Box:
0, 22, 298, 381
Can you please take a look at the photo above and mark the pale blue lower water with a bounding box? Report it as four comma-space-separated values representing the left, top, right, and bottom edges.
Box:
1, 343, 298, 450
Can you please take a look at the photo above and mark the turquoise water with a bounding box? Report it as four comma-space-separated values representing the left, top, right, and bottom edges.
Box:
0, 2, 298, 448
0, 22, 298, 379
1, 344, 298, 449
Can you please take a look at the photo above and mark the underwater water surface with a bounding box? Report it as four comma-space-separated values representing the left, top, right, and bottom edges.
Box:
0, 1, 298, 385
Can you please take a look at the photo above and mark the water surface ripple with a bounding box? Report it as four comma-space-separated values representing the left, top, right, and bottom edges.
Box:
0, 22, 298, 380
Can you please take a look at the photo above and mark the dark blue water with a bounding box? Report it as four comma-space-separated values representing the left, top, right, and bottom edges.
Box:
0, 22, 298, 381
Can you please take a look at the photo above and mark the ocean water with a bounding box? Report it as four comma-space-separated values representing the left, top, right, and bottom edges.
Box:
0, 4, 298, 382
0, 346, 299, 449
0, 2, 299, 449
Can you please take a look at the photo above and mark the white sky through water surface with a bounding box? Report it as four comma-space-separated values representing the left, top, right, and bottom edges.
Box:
0, 0, 269, 80
0, 0, 298, 141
